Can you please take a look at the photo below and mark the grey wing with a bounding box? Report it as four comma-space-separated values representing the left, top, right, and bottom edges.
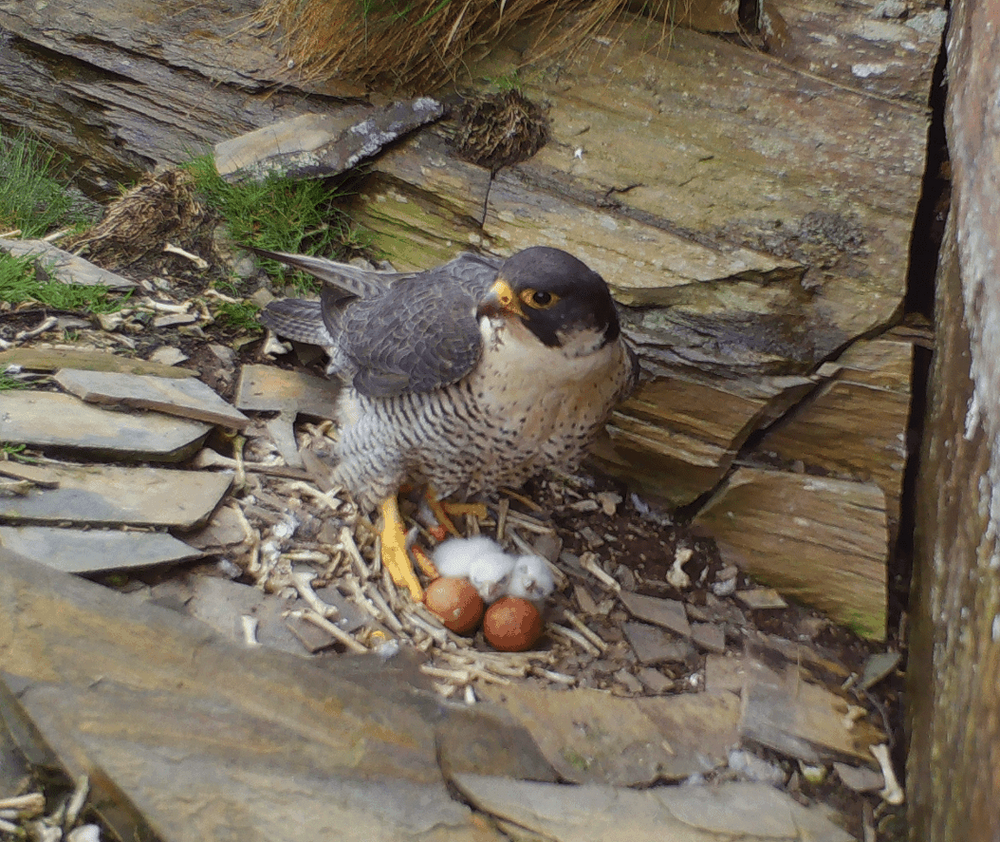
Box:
340, 256, 500, 397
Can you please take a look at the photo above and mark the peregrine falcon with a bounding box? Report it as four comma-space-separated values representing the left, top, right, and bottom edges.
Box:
258, 246, 639, 601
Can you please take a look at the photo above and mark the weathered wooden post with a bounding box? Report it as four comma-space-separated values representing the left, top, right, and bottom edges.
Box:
907, 0, 1000, 836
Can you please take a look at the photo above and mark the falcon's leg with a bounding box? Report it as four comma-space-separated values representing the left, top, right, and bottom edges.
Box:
424, 487, 489, 537
379, 496, 424, 602
424, 487, 462, 538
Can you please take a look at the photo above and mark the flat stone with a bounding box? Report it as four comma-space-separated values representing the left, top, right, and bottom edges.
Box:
0, 526, 202, 573
180, 505, 246, 550
618, 591, 691, 637
636, 667, 673, 694
740, 671, 885, 766
859, 650, 902, 690
315, 585, 370, 634
0, 238, 135, 289
148, 346, 189, 366
833, 761, 884, 793
236, 364, 341, 418
0, 391, 211, 460
478, 683, 738, 785
284, 613, 341, 653
736, 588, 789, 610
0, 347, 196, 378
214, 99, 444, 180
152, 313, 199, 328
181, 576, 304, 656
690, 621, 727, 653
452, 775, 855, 842
0, 548, 510, 842
705, 654, 753, 694
623, 621, 696, 666
0, 461, 232, 529
264, 411, 303, 468
54, 368, 249, 430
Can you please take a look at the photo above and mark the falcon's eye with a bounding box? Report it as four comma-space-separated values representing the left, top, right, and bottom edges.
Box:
520, 288, 559, 310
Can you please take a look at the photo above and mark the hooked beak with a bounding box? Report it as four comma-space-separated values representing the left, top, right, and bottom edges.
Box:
477, 278, 526, 320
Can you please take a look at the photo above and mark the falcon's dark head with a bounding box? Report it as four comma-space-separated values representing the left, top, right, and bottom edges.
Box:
477, 247, 621, 353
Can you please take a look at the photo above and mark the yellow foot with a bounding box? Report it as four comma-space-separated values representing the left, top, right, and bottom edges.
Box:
424, 486, 489, 537
411, 544, 439, 580
379, 496, 424, 602
443, 501, 489, 520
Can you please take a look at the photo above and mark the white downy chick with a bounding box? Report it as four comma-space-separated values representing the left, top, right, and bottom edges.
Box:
432, 536, 503, 579
506, 554, 556, 603
467, 550, 516, 604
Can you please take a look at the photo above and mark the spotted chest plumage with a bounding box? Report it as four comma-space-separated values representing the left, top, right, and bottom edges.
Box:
332, 313, 635, 509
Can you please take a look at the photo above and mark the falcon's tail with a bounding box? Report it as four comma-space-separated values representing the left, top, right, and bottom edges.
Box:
260, 298, 335, 346
251, 246, 388, 298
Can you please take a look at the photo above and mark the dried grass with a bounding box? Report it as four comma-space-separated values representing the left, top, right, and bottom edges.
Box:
254, 0, 636, 91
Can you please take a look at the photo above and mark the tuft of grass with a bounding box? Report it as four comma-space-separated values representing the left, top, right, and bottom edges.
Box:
0, 128, 90, 238
0, 373, 28, 391
213, 299, 263, 333
182, 155, 369, 294
0, 251, 132, 314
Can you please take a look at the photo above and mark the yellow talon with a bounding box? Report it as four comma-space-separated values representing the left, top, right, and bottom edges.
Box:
425, 486, 488, 536
379, 496, 424, 602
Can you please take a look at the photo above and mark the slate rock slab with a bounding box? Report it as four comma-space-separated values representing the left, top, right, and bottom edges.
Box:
236, 365, 342, 468
452, 774, 856, 842
0, 239, 135, 289
214, 98, 444, 180
0, 392, 211, 460
623, 621, 696, 666
618, 592, 692, 637
740, 672, 885, 766
236, 364, 340, 417
142, 576, 305, 656
0, 461, 232, 529
0, 548, 515, 842
0, 347, 196, 378
0, 526, 202, 573
478, 684, 739, 786
54, 368, 249, 430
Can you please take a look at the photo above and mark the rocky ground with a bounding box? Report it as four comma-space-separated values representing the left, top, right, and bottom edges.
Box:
0, 196, 907, 841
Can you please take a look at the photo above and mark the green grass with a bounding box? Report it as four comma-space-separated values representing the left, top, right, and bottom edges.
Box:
0, 128, 90, 238
213, 299, 263, 333
182, 155, 370, 294
0, 251, 132, 314
0, 372, 28, 391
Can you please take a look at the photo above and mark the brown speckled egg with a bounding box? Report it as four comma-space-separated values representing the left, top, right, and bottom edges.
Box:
424, 577, 485, 635
483, 596, 544, 651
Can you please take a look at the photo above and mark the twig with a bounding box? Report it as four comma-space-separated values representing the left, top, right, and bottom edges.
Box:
164, 242, 209, 268
562, 610, 607, 652
581, 552, 621, 592
549, 623, 601, 656
293, 609, 369, 654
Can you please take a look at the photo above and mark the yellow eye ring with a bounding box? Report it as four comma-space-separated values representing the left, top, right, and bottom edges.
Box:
519, 288, 559, 309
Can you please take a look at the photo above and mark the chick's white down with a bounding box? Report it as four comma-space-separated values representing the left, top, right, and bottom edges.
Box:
432, 536, 503, 578
506, 554, 556, 601
432, 536, 514, 602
